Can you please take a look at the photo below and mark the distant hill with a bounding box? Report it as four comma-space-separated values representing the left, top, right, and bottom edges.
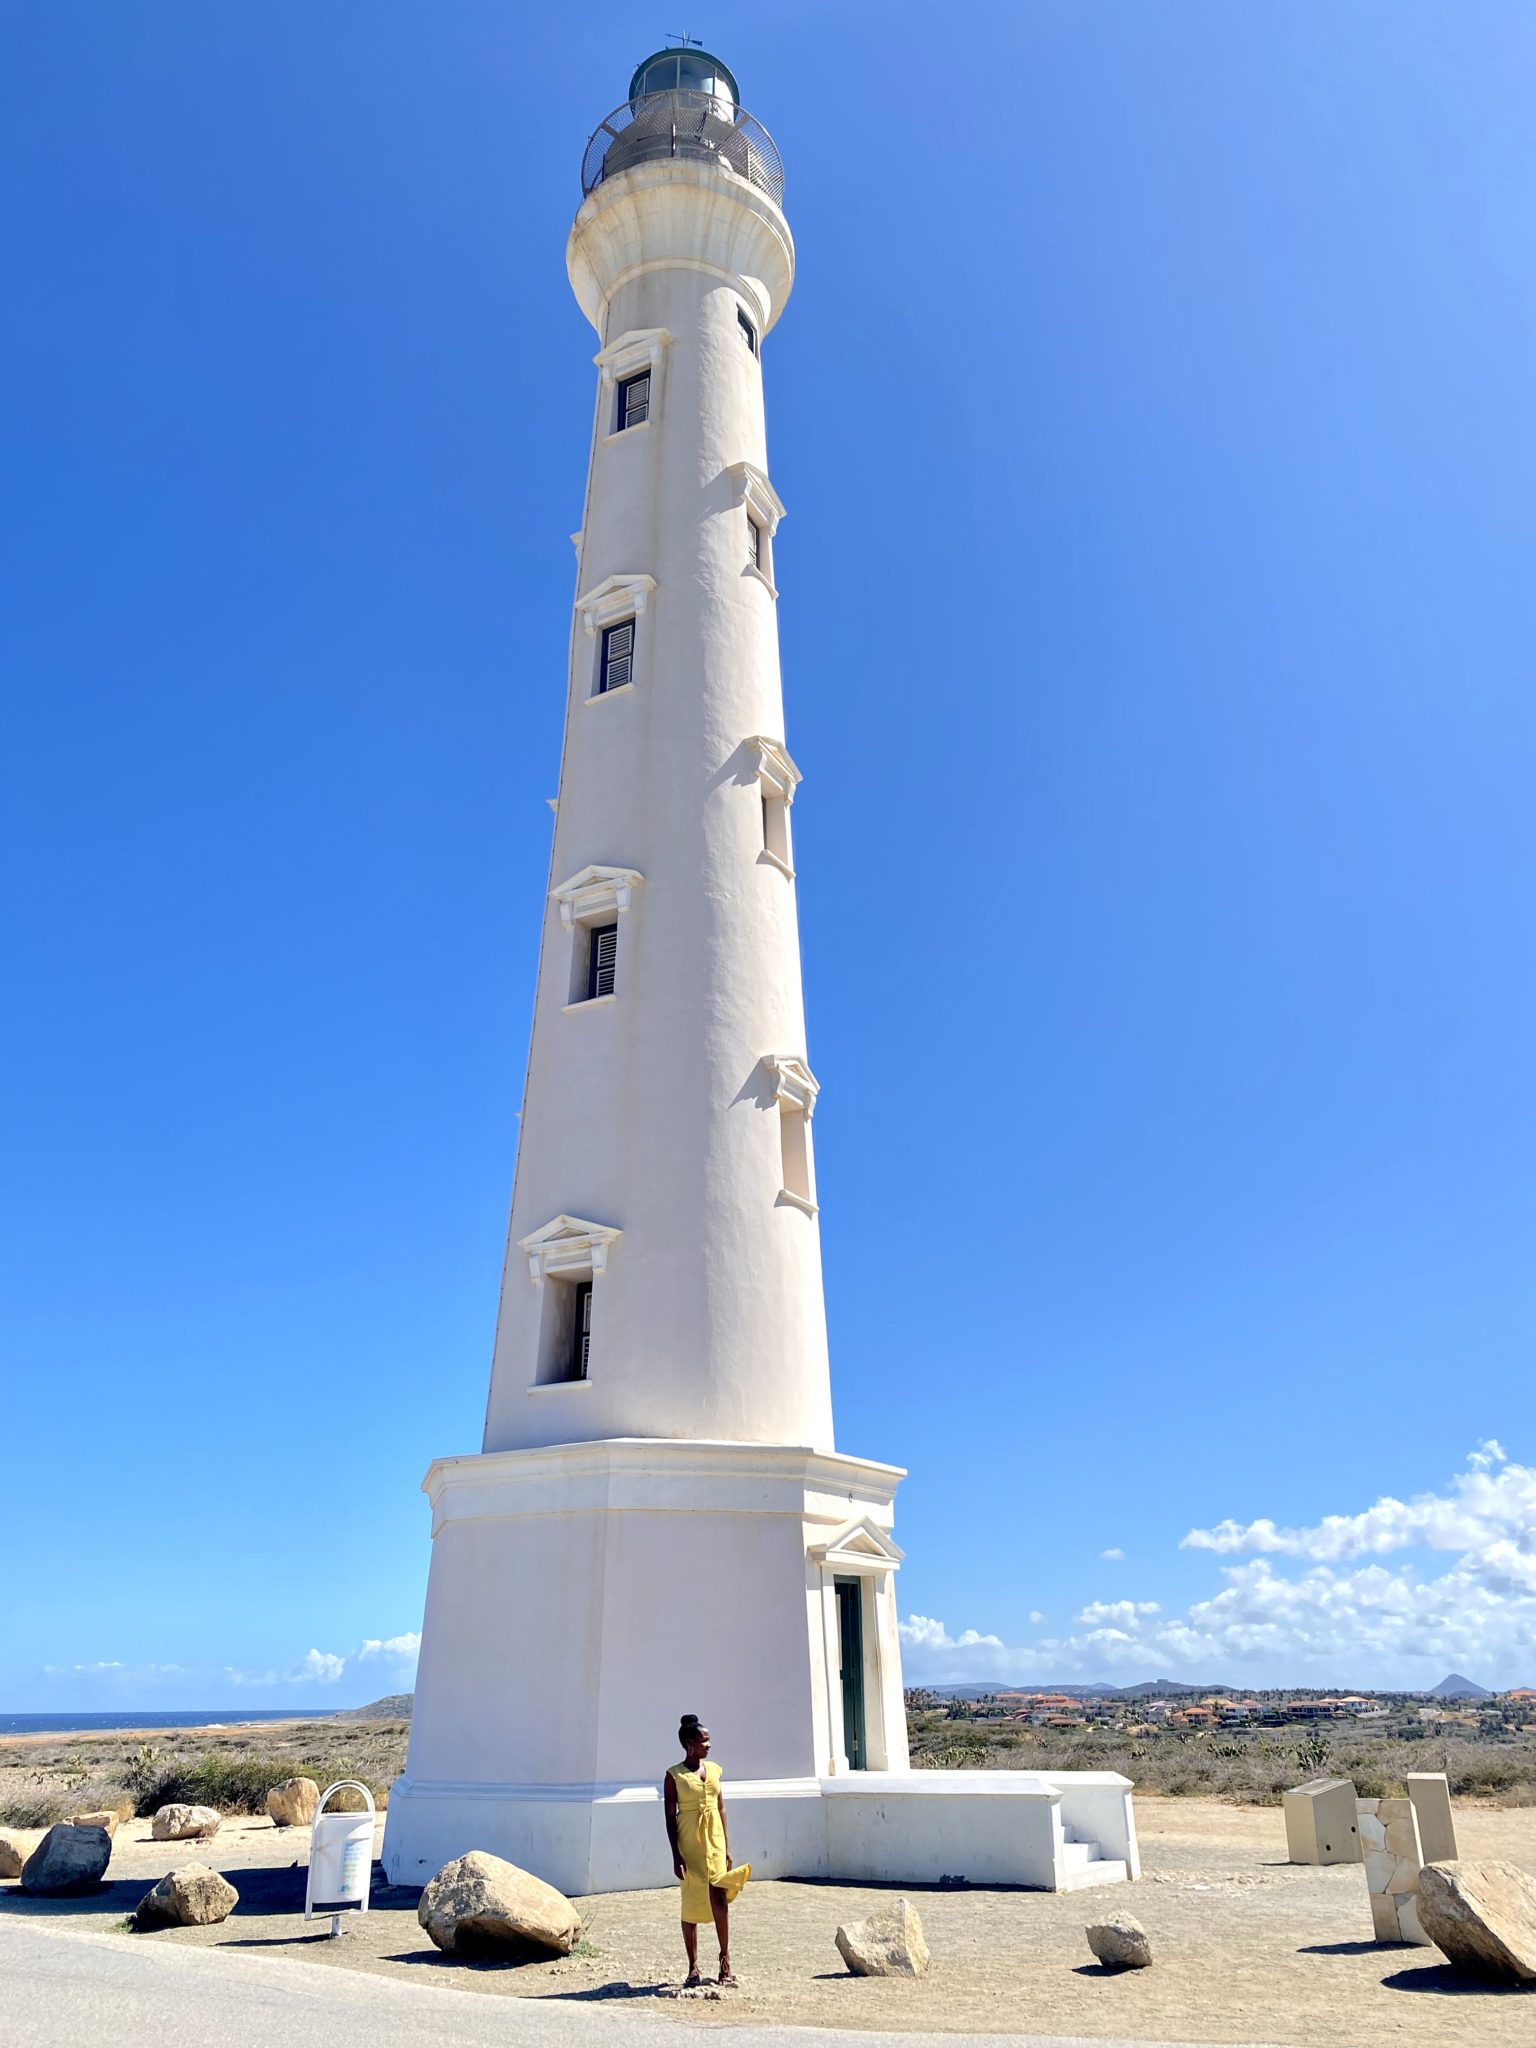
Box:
335, 1693, 413, 1721
1429, 1673, 1490, 1699
1116, 1679, 1228, 1699
917, 1679, 1228, 1701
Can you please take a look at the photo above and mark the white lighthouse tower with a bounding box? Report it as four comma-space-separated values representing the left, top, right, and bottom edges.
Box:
383, 48, 1139, 1898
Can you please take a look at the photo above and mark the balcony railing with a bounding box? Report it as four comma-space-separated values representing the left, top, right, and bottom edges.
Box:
581, 91, 784, 206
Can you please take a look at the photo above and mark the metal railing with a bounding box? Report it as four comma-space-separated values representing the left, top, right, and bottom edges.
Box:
581, 91, 783, 206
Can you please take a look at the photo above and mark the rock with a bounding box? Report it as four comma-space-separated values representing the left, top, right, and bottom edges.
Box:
266, 1778, 321, 1829
20, 1824, 112, 1895
1086, 1912, 1154, 1969
1417, 1860, 1536, 1983
135, 1864, 239, 1929
151, 1804, 221, 1842
66, 1810, 119, 1839
417, 1851, 582, 1958
835, 1899, 930, 1978
1358, 1797, 1431, 1944
0, 1829, 37, 1879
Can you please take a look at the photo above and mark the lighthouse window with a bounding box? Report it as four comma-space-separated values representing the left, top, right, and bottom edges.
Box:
618, 371, 650, 430
571, 1282, 593, 1380
586, 922, 618, 1001
747, 516, 762, 570
762, 790, 792, 873
779, 1103, 815, 1210
598, 619, 634, 693
737, 308, 758, 356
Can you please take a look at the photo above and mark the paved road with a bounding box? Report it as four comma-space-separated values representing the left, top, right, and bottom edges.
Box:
3, 1916, 1281, 2048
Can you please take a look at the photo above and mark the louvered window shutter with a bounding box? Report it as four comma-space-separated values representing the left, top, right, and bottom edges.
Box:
600, 619, 633, 692
620, 372, 650, 428
748, 517, 761, 569
573, 1282, 592, 1380
737, 308, 758, 356
588, 923, 618, 1000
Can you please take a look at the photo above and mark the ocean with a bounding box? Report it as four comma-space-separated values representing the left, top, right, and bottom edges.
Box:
1, 1710, 326, 1737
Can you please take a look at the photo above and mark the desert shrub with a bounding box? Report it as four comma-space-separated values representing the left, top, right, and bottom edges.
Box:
915, 1732, 989, 1770
124, 1748, 389, 1818
0, 1773, 135, 1829
0, 1788, 71, 1828
1293, 1732, 1333, 1775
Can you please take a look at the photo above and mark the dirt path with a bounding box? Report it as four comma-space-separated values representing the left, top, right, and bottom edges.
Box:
4, 1797, 1533, 2043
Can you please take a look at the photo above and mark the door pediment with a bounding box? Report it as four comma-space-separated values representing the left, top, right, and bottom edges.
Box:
809, 1513, 903, 1575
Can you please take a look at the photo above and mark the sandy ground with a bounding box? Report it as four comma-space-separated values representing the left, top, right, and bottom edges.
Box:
3, 1797, 1533, 2044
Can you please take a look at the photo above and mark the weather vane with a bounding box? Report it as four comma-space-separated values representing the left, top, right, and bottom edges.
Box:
666, 31, 703, 47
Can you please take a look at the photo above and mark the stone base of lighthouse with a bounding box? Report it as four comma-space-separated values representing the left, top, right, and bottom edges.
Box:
381, 1439, 1140, 1896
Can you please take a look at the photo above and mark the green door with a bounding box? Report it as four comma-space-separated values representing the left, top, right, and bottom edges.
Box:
835, 1576, 867, 1769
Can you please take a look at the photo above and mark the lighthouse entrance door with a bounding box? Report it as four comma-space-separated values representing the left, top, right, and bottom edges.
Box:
834, 1576, 867, 1769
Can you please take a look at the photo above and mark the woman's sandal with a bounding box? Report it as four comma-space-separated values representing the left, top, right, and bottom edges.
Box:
717, 1969, 740, 1989
682, 1972, 704, 1991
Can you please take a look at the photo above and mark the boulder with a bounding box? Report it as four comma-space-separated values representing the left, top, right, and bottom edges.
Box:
266, 1778, 321, 1829
1086, 1912, 1153, 1969
20, 1823, 112, 1895
135, 1864, 239, 1929
835, 1899, 930, 1978
0, 1829, 37, 1880
417, 1851, 582, 1958
151, 1804, 221, 1842
1418, 1860, 1536, 1983
66, 1810, 119, 1839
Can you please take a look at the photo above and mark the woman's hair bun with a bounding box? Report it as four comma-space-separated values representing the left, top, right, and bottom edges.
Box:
678, 1713, 701, 1741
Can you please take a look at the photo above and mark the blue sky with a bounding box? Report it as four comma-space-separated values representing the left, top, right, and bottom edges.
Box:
5, 1, 1534, 1709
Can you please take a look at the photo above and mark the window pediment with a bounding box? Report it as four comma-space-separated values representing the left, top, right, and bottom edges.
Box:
763, 1053, 819, 1120
727, 461, 786, 537
575, 573, 656, 637
518, 1215, 622, 1284
747, 735, 802, 806
594, 327, 671, 386
551, 864, 644, 928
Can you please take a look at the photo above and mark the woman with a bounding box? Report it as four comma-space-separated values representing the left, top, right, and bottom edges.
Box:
664, 1714, 749, 1988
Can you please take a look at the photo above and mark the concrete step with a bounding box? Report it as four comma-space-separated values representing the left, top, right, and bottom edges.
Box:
1060, 1856, 1130, 1891
1060, 1840, 1102, 1870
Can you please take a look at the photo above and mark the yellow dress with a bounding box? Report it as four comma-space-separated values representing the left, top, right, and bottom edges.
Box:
668, 1762, 750, 1923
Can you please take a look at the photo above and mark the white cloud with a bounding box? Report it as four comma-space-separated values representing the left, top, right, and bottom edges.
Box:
357, 1633, 421, 1663
1076, 1600, 1161, 1625
1180, 1440, 1532, 1565
220, 1631, 419, 1691
1028, 1611, 1046, 1625
899, 1614, 1004, 1653
900, 1446, 1536, 1690
1101, 1548, 1124, 1561
298, 1648, 345, 1684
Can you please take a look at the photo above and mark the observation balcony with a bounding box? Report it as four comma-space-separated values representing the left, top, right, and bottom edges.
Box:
581, 90, 784, 208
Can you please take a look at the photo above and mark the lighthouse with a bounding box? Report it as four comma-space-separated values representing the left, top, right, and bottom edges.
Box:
383, 47, 1139, 1898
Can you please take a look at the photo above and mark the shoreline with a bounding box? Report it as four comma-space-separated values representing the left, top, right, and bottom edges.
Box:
0, 1714, 373, 1752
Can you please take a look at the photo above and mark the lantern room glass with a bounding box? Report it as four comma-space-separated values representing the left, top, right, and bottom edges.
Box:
627, 48, 740, 117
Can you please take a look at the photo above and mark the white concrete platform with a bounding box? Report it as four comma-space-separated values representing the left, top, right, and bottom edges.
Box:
383, 1767, 1139, 1897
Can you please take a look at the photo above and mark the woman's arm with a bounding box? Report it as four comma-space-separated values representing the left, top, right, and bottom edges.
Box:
664, 1771, 686, 1879
717, 1784, 732, 1870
